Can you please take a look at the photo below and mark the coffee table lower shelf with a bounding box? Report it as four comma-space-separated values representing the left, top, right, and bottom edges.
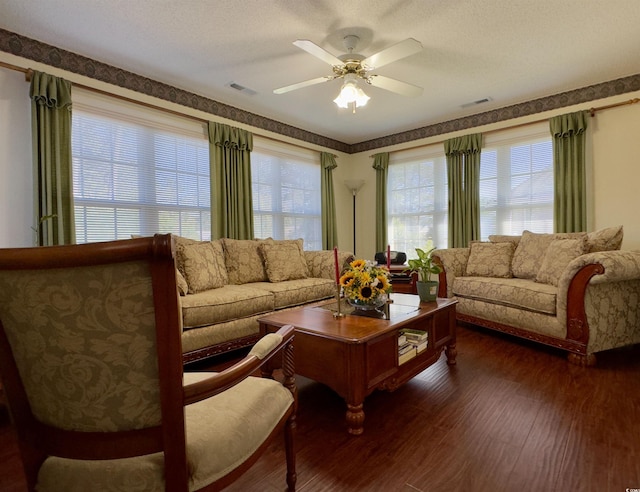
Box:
259, 294, 457, 435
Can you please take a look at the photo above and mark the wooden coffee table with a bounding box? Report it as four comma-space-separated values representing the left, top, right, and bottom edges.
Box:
259, 293, 457, 435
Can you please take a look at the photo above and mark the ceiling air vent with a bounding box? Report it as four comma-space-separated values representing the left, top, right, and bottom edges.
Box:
461, 97, 492, 109
228, 82, 257, 96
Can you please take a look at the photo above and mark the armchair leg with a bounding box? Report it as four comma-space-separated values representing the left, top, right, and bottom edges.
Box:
567, 352, 597, 367
283, 340, 297, 491
285, 415, 297, 491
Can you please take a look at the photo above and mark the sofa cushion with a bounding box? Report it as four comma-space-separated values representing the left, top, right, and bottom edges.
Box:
180, 284, 275, 329
536, 237, 587, 286
453, 276, 557, 315
586, 225, 623, 253
465, 242, 515, 278
222, 239, 269, 285
260, 240, 309, 282
251, 278, 335, 309
178, 240, 228, 293
511, 230, 586, 279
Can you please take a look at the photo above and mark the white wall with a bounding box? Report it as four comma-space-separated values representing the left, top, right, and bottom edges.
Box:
0, 67, 32, 247
591, 102, 640, 250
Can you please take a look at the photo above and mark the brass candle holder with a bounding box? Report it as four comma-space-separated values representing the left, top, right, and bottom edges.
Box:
333, 284, 345, 318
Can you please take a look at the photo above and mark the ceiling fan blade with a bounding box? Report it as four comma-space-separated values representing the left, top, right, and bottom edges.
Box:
273, 76, 334, 95
362, 38, 423, 70
293, 39, 344, 66
367, 75, 423, 97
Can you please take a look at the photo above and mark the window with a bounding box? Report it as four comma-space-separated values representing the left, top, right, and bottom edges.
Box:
72, 90, 210, 243
387, 148, 448, 256
251, 139, 321, 250
479, 124, 553, 239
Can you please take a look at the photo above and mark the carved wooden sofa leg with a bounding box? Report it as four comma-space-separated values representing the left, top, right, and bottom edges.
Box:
567, 352, 597, 367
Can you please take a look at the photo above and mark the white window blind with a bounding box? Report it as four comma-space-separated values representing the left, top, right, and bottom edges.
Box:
387, 147, 449, 256
251, 138, 321, 250
72, 90, 210, 243
479, 123, 553, 239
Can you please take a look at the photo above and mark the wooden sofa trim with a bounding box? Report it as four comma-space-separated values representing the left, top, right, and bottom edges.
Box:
437, 258, 605, 366
182, 334, 261, 365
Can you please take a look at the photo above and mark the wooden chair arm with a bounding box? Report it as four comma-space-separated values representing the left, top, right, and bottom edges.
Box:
183, 325, 295, 405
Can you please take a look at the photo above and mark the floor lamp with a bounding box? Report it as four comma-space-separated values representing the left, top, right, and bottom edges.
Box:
344, 179, 365, 255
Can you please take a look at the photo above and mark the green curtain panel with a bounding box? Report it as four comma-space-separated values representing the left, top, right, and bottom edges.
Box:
550, 111, 588, 233
320, 152, 338, 249
372, 152, 389, 253
445, 133, 482, 248
208, 122, 254, 240
30, 71, 74, 246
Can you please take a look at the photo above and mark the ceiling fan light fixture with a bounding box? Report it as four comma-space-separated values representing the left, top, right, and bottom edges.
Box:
333, 75, 370, 110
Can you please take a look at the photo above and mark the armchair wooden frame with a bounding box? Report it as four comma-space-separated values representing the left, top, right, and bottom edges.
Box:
0, 234, 297, 491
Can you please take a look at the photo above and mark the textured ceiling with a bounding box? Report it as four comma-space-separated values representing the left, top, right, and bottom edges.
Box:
1, 0, 640, 145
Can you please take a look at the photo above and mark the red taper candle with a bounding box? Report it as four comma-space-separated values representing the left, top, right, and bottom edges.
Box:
334, 247, 340, 285
387, 244, 391, 269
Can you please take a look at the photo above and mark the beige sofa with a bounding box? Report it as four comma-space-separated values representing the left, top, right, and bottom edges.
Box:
433, 226, 640, 365
172, 235, 353, 363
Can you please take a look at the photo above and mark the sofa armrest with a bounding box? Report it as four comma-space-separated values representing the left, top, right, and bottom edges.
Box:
432, 248, 470, 298
557, 250, 640, 356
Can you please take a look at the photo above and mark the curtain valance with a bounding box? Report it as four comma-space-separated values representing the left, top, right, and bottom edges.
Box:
444, 133, 482, 156
208, 121, 253, 150
550, 111, 588, 138
30, 71, 72, 109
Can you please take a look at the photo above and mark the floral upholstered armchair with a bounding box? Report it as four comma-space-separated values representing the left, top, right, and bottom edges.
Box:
0, 235, 297, 491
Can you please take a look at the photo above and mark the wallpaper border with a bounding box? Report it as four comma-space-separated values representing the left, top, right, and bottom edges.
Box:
2, 28, 639, 154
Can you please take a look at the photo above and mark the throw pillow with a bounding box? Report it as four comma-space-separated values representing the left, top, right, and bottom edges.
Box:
511, 230, 586, 279
222, 238, 269, 285
586, 225, 623, 253
261, 241, 309, 282
488, 234, 521, 246
172, 234, 200, 275
465, 242, 515, 278
178, 240, 228, 293
536, 237, 587, 286
176, 269, 189, 296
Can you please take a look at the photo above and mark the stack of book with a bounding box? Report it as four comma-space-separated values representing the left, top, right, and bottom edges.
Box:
398, 333, 417, 365
397, 328, 428, 364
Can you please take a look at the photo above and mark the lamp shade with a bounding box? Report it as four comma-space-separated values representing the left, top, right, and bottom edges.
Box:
334, 74, 369, 109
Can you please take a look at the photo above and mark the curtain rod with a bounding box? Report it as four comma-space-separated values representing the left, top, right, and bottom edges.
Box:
0, 63, 338, 158
369, 97, 640, 158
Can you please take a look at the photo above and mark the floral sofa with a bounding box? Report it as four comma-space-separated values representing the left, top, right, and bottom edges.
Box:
172, 235, 353, 363
433, 226, 640, 365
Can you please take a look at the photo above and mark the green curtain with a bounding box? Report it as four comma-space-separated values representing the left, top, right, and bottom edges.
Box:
445, 133, 482, 248
30, 71, 74, 246
208, 122, 254, 239
320, 152, 338, 249
550, 111, 588, 233
372, 152, 389, 253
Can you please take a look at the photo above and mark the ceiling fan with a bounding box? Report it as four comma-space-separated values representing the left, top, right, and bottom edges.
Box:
273, 35, 424, 112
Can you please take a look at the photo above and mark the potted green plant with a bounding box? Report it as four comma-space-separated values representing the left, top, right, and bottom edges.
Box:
404, 240, 442, 302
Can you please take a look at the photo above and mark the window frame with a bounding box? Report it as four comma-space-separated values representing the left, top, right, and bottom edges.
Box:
251, 138, 322, 250
479, 122, 554, 239
387, 146, 449, 256
71, 89, 211, 243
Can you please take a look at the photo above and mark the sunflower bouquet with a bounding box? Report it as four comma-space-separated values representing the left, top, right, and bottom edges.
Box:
339, 259, 392, 305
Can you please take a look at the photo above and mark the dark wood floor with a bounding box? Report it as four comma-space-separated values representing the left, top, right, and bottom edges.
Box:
2, 324, 640, 492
